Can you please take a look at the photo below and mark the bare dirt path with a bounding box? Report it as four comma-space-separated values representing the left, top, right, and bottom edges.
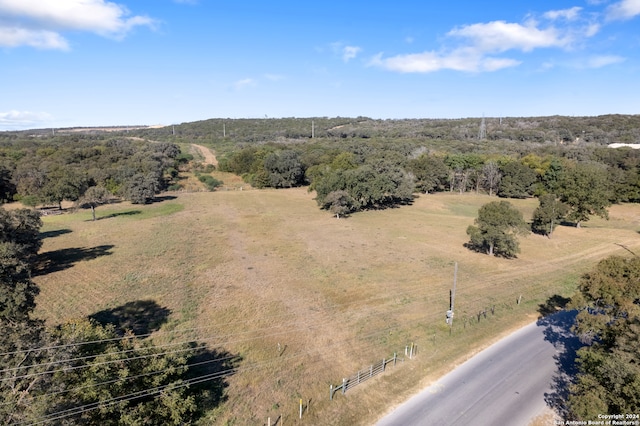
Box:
191, 144, 218, 166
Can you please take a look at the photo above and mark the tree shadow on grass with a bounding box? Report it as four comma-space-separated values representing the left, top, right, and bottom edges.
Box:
149, 195, 178, 204
95, 210, 142, 221
186, 345, 242, 417
537, 307, 583, 420
538, 294, 571, 318
39, 229, 72, 239
35, 245, 114, 276
89, 300, 171, 336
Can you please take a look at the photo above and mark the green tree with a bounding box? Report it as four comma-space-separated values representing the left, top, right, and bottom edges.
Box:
466, 201, 529, 257
557, 162, 612, 227
406, 154, 449, 193
263, 150, 305, 188
0, 208, 48, 424
123, 173, 160, 204
322, 190, 356, 218
531, 194, 569, 238
314, 160, 414, 212
498, 161, 537, 198
78, 186, 112, 221
44, 319, 197, 426
40, 166, 89, 209
568, 256, 640, 420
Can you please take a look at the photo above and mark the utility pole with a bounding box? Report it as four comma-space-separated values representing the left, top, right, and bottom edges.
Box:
223, 122, 226, 138
447, 262, 457, 329
311, 120, 315, 139
478, 115, 486, 140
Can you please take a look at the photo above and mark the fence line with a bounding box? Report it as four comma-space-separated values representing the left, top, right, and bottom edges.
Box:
330, 349, 412, 400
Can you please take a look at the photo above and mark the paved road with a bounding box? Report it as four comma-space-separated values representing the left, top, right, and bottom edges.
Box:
376, 311, 580, 426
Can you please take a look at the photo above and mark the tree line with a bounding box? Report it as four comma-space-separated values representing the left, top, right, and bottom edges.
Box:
217, 141, 637, 219
0, 135, 183, 208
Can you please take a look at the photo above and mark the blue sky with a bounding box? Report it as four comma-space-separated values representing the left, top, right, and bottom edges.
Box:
1, 0, 639, 130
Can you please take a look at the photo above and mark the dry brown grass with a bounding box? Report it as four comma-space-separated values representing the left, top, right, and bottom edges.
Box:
33, 190, 640, 425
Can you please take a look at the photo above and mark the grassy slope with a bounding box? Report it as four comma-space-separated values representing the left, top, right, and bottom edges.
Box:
34, 190, 640, 425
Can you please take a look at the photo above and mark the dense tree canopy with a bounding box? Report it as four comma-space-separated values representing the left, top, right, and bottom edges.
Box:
407, 154, 449, 193
0, 136, 180, 208
498, 161, 538, 198
569, 256, 640, 420
531, 194, 569, 238
0, 208, 42, 321
557, 162, 612, 227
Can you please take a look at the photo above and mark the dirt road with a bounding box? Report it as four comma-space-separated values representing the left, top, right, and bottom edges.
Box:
191, 144, 218, 166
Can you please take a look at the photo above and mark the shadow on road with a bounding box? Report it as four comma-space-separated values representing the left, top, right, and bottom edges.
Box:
536, 307, 583, 419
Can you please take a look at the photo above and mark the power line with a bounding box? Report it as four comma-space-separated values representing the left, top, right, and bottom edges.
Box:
6, 285, 558, 424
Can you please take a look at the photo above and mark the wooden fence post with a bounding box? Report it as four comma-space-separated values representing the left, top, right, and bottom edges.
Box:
393, 352, 397, 366
382, 358, 386, 372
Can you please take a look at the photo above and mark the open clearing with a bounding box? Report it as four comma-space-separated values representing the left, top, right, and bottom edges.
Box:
33, 188, 640, 424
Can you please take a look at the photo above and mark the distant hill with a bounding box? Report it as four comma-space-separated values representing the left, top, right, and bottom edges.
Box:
130, 114, 640, 146
7, 114, 640, 146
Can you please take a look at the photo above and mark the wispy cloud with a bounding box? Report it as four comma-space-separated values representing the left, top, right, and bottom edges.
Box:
606, 0, 640, 20
0, 0, 156, 50
331, 42, 362, 62
544, 7, 583, 21
370, 49, 520, 73
264, 74, 284, 81
0, 27, 69, 50
233, 78, 257, 90
0, 110, 53, 128
448, 20, 572, 52
586, 54, 626, 68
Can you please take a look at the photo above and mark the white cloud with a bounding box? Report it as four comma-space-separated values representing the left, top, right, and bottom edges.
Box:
586, 54, 626, 67
544, 7, 583, 21
448, 20, 571, 53
0, 27, 69, 50
0, 110, 53, 128
0, 0, 156, 49
370, 49, 520, 73
330, 42, 362, 62
371, 11, 604, 75
606, 0, 640, 20
342, 45, 362, 62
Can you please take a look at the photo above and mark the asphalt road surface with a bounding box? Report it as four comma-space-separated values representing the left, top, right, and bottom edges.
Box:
376, 311, 580, 426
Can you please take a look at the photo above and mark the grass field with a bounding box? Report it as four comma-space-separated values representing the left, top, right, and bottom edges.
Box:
33, 188, 640, 425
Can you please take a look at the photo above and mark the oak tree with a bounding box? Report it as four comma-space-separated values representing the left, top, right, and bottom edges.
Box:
466, 201, 529, 258
568, 256, 640, 419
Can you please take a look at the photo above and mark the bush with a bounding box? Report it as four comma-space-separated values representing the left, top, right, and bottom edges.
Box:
197, 175, 222, 191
